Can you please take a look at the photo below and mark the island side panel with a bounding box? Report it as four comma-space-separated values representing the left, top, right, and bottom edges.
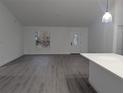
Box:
89, 61, 123, 93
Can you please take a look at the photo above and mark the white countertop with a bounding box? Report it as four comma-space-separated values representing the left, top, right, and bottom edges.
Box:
80, 53, 123, 79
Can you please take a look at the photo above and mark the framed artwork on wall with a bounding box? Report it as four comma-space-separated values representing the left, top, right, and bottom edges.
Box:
34, 31, 50, 48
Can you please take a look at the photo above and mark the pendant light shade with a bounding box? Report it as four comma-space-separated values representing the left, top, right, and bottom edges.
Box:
102, 12, 112, 23
102, 0, 112, 23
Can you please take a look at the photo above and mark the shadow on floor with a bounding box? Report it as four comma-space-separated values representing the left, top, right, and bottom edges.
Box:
66, 74, 97, 93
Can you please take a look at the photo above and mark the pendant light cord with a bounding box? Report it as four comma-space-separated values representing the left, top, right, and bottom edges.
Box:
106, 0, 108, 12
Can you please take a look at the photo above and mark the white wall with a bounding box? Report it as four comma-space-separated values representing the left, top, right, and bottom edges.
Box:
88, 0, 114, 53
24, 27, 88, 54
89, 62, 123, 93
0, 2, 23, 66
88, 0, 123, 54
88, 19, 114, 53
113, 0, 123, 55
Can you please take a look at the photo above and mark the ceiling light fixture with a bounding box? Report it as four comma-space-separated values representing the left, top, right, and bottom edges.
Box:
102, 0, 112, 23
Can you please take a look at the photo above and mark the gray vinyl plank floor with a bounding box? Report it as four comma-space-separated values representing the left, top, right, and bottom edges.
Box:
0, 55, 96, 93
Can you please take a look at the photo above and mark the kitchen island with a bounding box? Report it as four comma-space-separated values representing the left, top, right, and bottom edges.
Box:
80, 53, 123, 93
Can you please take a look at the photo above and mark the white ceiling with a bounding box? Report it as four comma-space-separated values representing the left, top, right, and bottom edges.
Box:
1, 0, 114, 26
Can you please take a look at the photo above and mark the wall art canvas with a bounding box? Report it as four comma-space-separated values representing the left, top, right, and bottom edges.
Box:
35, 31, 50, 48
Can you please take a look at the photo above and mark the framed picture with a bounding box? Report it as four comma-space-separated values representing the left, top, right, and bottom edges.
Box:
35, 31, 50, 48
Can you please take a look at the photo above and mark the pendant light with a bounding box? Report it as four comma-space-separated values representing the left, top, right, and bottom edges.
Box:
102, 0, 112, 23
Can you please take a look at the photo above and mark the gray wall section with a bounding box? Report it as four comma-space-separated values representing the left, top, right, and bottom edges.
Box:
88, 21, 114, 53
88, 0, 123, 54
0, 1, 24, 66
